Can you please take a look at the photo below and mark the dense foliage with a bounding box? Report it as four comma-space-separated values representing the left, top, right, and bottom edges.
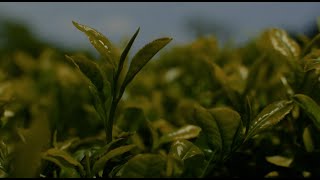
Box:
1, 20, 320, 178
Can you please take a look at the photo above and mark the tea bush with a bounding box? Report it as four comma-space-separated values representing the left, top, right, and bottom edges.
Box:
1, 20, 320, 178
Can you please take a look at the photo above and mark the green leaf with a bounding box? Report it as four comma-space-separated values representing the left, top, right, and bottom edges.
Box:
301, 49, 320, 72
59, 167, 81, 178
246, 100, 294, 140
260, 28, 300, 60
167, 140, 204, 177
302, 33, 320, 57
265, 156, 293, 168
44, 148, 84, 175
115, 28, 140, 83
119, 37, 172, 96
157, 125, 201, 147
208, 107, 242, 154
92, 144, 136, 175
303, 125, 314, 152
90, 138, 129, 164
72, 21, 117, 67
120, 154, 166, 178
193, 105, 222, 153
292, 94, 320, 130
65, 55, 104, 91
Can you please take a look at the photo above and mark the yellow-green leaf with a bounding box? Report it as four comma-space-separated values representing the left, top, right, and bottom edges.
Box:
303, 125, 314, 152
44, 148, 84, 174
157, 125, 202, 147
72, 21, 117, 67
167, 139, 204, 177
246, 100, 294, 140
260, 28, 300, 60
266, 156, 293, 168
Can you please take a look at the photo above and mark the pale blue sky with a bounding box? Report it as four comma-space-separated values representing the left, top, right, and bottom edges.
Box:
0, 2, 319, 53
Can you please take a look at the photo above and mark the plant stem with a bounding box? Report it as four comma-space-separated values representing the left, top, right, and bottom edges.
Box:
200, 151, 216, 178
106, 98, 116, 143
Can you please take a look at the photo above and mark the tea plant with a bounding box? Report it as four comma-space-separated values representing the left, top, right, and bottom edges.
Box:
1, 19, 320, 178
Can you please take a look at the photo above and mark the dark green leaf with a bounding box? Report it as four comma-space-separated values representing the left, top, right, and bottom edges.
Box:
119, 37, 172, 96
92, 144, 136, 175
246, 100, 294, 140
193, 105, 222, 152
65, 55, 104, 91
167, 139, 204, 177
115, 28, 140, 82
120, 154, 166, 178
209, 107, 242, 154
59, 167, 81, 178
90, 138, 129, 163
157, 125, 201, 147
301, 49, 320, 72
72, 21, 117, 67
292, 94, 320, 130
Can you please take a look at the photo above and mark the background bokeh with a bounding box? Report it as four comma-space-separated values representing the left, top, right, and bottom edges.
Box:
0, 2, 319, 54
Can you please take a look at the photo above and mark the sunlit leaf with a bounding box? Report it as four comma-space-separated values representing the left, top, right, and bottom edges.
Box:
44, 148, 84, 174
120, 154, 166, 178
246, 100, 294, 140
265, 155, 293, 167
92, 144, 136, 175
260, 28, 300, 60
157, 125, 201, 147
72, 21, 117, 67
167, 140, 204, 177
292, 94, 320, 130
